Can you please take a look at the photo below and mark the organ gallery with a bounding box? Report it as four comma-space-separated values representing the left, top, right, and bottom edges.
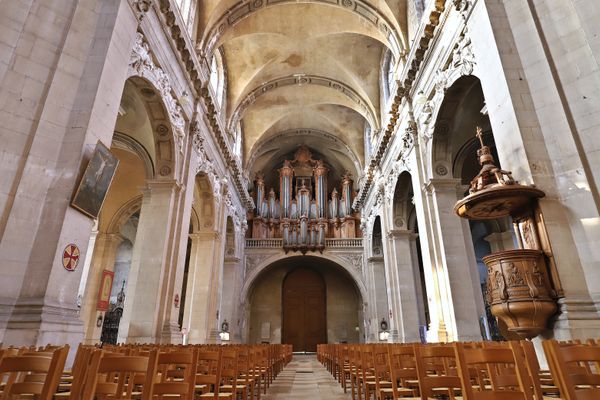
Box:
249, 146, 360, 252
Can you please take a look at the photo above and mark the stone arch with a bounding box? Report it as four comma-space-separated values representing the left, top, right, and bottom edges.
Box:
106, 195, 143, 235
127, 32, 189, 180
243, 254, 366, 344
241, 253, 367, 304
191, 173, 216, 232
392, 171, 413, 230
429, 75, 492, 182
371, 216, 384, 258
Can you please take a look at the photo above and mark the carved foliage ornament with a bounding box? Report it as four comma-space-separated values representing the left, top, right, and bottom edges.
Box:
131, 0, 152, 19
129, 32, 186, 153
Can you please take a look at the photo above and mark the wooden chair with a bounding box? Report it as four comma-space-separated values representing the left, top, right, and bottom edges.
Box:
54, 344, 94, 400
195, 348, 232, 399
0, 344, 69, 400
454, 341, 534, 400
519, 340, 560, 400
233, 346, 254, 400
370, 345, 393, 400
543, 339, 600, 400
218, 348, 240, 398
81, 348, 156, 400
384, 344, 418, 399
414, 343, 462, 400
149, 349, 196, 399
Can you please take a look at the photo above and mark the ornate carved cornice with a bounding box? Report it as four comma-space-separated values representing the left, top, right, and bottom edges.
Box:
353, 0, 446, 210
150, 0, 254, 210
200, 0, 403, 57
229, 74, 379, 131
129, 33, 186, 154
130, 0, 153, 20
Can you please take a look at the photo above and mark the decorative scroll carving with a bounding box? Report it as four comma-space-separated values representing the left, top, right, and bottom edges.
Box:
245, 255, 259, 275
129, 33, 186, 154
451, 32, 475, 76
338, 253, 364, 274
131, 0, 153, 20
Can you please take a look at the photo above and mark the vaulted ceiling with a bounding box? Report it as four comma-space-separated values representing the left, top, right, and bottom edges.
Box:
196, 1, 409, 186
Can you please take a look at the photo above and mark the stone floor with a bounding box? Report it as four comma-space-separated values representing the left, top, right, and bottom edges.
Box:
262, 355, 352, 399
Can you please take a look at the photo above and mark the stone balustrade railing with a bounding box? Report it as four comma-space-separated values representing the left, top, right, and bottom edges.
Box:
245, 238, 284, 248
245, 238, 363, 248
325, 238, 363, 248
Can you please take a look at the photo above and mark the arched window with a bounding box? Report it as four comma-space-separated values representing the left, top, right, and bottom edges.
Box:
381, 50, 396, 101
175, 0, 197, 35
209, 52, 225, 108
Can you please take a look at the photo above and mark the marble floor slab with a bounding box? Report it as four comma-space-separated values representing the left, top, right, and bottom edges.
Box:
262, 355, 352, 399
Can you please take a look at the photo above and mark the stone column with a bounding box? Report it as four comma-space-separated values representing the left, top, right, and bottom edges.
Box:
366, 255, 387, 342
181, 231, 221, 343
386, 229, 422, 343
484, 231, 515, 253
118, 179, 181, 343
0, 0, 138, 348
425, 178, 485, 341
81, 233, 124, 344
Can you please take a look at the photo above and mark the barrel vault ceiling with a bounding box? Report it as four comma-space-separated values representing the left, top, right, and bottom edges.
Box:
197, 1, 409, 184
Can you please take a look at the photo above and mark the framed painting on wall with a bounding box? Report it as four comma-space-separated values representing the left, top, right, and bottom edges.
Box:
71, 141, 119, 219
97, 269, 115, 311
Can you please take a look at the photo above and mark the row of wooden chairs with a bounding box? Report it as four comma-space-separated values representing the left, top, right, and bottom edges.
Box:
0, 343, 292, 400
318, 339, 600, 400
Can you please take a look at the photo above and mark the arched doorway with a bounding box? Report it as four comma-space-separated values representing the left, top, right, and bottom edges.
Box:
246, 256, 362, 347
282, 267, 326, 352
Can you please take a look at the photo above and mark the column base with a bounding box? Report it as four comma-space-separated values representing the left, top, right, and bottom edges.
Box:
0, 297, 84, 349
550, 297, 600, 339
161, 321, 183, 344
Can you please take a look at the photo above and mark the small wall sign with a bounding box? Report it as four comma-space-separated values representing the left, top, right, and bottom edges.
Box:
62, 243, 80, 271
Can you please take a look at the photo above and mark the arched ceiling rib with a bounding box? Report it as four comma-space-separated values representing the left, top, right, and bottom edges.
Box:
229, 74, 378, 131
200, 0, 406, 56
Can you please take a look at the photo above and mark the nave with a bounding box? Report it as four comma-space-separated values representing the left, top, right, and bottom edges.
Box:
262, 355, 350, 400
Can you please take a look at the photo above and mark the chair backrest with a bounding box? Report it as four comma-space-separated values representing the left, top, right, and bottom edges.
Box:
220, 348, 238, 387
414, 343, 461, 400
543, 339, 600, 400
194, 348, 222, 397
372, 345, 391, 400
149, 349, 196, 399
81, 349, 156, 400
388, 344, 418, 396
454, 341, 533, 400
66, 344, 94, 400
0, 344, 69, 400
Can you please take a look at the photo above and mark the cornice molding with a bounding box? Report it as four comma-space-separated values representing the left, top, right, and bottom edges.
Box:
353, 0, 447, 210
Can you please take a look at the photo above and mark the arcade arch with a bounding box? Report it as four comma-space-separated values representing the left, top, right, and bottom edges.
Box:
80, 76, 182, 344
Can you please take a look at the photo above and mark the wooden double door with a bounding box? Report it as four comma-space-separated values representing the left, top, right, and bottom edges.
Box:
282, 267, 327, 352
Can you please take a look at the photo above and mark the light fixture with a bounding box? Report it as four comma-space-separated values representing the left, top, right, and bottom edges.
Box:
379, 318, 390, 341
219, 319, 230, 342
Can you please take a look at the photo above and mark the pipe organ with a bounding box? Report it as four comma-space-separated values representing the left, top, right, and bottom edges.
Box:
249, 146, 360, 253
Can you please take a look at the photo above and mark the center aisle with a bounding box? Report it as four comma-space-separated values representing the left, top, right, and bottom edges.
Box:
263, 355, 352, 399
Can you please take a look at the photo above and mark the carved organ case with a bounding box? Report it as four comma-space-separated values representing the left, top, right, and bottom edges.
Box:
249, 146, 360, 253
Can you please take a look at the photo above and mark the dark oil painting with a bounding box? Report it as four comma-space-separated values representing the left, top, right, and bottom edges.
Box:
71, 141, 119, 219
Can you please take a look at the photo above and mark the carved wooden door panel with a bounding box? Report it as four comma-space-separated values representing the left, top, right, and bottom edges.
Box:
282, 267, 326, 352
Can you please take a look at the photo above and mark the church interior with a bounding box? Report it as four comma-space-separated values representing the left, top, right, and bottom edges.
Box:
1, 0, 600, 398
